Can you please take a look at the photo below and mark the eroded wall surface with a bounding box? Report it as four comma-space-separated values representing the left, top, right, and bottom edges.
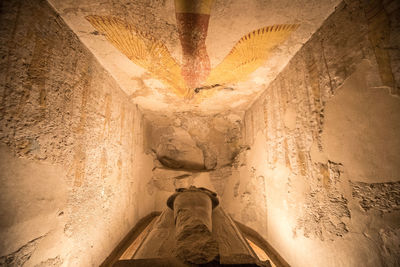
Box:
222, 0, 400, 266
0, 0, 154, 265
143, 111, 245, 210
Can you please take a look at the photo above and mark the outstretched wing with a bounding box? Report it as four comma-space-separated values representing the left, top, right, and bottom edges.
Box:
205, 24, 299, 86
86, 15, 188, 97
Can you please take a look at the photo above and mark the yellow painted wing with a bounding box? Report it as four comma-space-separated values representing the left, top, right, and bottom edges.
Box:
206, 24, 299, 86
86, 15, 188, 97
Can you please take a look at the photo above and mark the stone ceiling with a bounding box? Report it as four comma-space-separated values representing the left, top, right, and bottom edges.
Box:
48, 0, 341, 115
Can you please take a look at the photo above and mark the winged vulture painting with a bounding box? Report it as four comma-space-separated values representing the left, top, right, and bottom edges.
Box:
86, 0, 299, 99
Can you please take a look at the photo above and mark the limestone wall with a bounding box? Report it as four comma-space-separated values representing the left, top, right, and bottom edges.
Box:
0, 0, 154, 266
143, 111, 244, 210
223, 0, 400, 266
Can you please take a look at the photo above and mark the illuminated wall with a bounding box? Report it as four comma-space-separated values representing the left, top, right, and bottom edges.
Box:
223, 1, 400, 266
1, 0, 399, 266
0, 0, 154, 265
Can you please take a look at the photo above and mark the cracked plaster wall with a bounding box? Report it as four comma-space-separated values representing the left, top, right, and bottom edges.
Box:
0, 0, 154, 266
222, 0, 400, 266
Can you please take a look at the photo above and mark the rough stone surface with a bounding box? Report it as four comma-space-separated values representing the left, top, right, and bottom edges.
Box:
221, 0, 400, 266
378, 228, 400, 267
147, 112, 243, 170
352, 181, 400, 213
294, 161, 351, 241
0, 0, 154, 265
0, 236, 45, 267
145, 111, 244, 209
174, 223, 219, 264
172, 191, 219, 264
149, 168, 193, 192
34, 256, 63, 267
155, 127, 205, 170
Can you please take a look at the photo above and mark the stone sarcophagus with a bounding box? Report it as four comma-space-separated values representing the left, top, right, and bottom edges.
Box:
113, 186, 271, 266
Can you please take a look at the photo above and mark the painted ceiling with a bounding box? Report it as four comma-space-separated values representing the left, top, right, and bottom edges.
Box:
48, 0, 341, 114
